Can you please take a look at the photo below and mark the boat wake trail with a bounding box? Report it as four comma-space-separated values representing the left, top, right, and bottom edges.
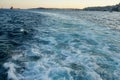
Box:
0, 9, 120, 80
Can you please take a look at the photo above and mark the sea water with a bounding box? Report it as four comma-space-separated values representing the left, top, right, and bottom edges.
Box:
0, 9, 120, 80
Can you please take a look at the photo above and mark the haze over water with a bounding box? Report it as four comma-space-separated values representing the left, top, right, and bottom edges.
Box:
0, 0, 120, 9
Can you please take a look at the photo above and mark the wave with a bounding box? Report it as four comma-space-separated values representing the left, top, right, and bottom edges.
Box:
0, 9, 120, 80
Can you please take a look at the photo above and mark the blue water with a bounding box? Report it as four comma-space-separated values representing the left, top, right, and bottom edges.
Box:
0, 9, 120, 80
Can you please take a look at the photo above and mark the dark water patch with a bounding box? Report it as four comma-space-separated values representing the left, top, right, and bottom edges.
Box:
71, 39, 81, 43
7, 20, 24, 24
69, 63, 85, 71
39, 39, 50, 45
95, 64, 116, 80
63, 22, 80, 28
70, 34, 98, 46
27, 56, 41, 61
56, 54, 67, 61
92, 49, 115, 63
70, 33, 83, 38
24, 55, 41, 62
13, 55, 42, 63
0, 51, 11, 63
55, 42, 69, 49
0, 31, 4, 36
41, 50, 55, 56
83, 38, 98, 45
55, 34, 70, 42
70, 70, 88, 80
108, 44, 120, 53
0, 64, 7, 80
9, 40, 22, 46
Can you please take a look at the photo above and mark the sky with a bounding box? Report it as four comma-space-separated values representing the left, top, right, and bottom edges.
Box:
0, 0, 120, 9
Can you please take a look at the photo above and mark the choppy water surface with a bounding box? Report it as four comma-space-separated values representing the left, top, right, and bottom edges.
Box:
0, 9, 120, 80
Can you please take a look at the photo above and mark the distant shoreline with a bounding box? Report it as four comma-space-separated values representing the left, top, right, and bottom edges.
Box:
29, 3, 120, 12
28, 7, 82, 11
1, 3, 120, 12
83, 3, 120, 12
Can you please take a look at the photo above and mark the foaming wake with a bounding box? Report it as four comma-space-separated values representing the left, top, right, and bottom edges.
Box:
0, 9, 120, 80
4, 62, 19, 80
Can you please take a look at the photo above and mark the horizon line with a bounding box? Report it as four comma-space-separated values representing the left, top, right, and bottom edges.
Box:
1, 3, 119, 10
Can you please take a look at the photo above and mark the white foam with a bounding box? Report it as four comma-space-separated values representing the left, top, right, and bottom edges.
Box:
4, 62, 19, 80
20, 28, 24, 32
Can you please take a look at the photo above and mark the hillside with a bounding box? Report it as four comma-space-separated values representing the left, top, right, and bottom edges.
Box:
83, 3, 120, 12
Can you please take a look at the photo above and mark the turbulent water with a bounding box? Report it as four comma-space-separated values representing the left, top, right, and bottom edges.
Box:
0, 9, 120, 80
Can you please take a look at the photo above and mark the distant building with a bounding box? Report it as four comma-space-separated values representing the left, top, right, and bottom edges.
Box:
10, 6, 13, 9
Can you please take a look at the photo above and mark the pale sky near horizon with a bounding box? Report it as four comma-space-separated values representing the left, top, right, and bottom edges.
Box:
0, 0, 120, 9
